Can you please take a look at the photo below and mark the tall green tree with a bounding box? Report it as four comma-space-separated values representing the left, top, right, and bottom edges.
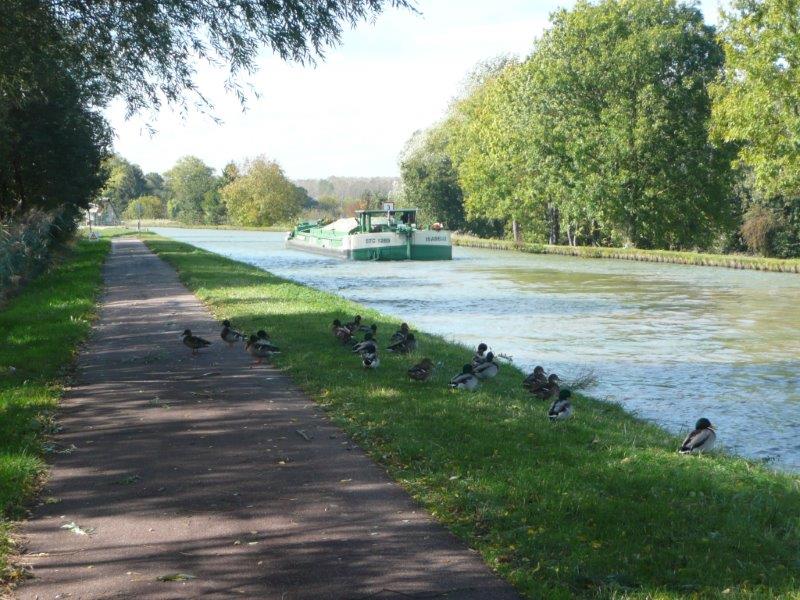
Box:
711, 0, 800, 198
400, 126, 466, 230
100, 156, 146, 215
221, 158, 305, 226
164, 156, 220, 224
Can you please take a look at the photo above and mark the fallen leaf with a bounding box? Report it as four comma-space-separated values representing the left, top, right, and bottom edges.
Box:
61, 522, 94, 536
157, 573, 196, 582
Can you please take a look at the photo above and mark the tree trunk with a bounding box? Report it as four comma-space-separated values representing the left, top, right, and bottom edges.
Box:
512, 219, 521, 244
549, 206, 560, 245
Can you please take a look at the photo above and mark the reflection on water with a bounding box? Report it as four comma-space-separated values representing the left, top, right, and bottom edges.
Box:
153, 228, 800, 471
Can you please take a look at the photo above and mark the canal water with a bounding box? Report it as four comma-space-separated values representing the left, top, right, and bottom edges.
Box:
153, 227, 800, 472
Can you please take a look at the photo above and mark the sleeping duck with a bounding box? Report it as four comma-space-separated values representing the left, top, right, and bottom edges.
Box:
471, 343, 489, 368
362, 351, 380, 369
345, 315, 362, 333
679, 418, 716, 454
522, 366, 547, 390
246, 334, 277, 366
450, 364, 479, 391
390, 323, 410, 345
220, 320, 245, 347
254, 330, 280, 353
473, 351, 499, 379
548, 389, 573, 421
182, 329, 211, 355
352, 332, 378, 356
333, 319, 353, 344
531, 373, 560, 400
387, 333, 416, 354
358, 322, 377, 334
408, 358, 434, 382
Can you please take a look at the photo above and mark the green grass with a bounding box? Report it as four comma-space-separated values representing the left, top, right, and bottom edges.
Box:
146, 236, 799, 598
0, 240, 110, 582
452, 234, 800, 274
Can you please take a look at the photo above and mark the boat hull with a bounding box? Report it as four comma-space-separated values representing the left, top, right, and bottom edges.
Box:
286, 230, 452, 261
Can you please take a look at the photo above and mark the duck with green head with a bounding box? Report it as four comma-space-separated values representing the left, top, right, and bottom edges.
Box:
450, 364, 478, 391
679, 418, 716, 454
548, 389, 573, 421
220, 319, 245, 347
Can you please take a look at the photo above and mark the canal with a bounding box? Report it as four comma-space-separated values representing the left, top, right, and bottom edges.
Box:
153, 227, 800, 471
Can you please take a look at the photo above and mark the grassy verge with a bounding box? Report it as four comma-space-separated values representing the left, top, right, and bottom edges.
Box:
145, 235, 800, 599
120, 219, 289, 231
452, 233, 800, 274
0, 240, 110, 583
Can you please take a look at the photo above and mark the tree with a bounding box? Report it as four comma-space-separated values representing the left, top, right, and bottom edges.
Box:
100, 156, 146, 216
711, 0, 800, 198
399, 127, 466, 230
164, 156, 220, 224
35, 0, 414, 114
144, 172, 167, 199
221, 157, 306, 226
123, 195, 166, 220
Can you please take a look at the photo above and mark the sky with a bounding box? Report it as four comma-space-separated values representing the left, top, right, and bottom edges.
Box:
105, 0, 723, 180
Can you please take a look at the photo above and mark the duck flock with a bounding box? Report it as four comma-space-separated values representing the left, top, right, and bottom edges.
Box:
182, 316, 717, 455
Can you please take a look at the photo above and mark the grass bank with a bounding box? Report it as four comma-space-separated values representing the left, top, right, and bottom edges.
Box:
120, 219, 289, 231
145, 235, 800, 599
452, 234, 800, 274
0, 240, 110, 583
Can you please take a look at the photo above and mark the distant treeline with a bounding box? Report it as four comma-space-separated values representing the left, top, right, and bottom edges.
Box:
398, 0, 800, 258
294, 177, 398, 201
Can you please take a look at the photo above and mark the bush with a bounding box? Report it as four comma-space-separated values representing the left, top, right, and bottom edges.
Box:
122, 195, 165, 220
740, 205, 778, 256
0, 206, 79, 301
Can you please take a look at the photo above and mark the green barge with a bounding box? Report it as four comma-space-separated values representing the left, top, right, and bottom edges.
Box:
285, 208, 452, 261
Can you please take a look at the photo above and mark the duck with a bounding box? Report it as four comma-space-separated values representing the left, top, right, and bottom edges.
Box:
352, 332, 378, 356
473, 351, 499, 379
389, 323, 410, 345
254, 330, 280, 353
344, 315, 362, 333
679, 418, 716, 454
522, 366, 547, 391
548, 389, 573, 421
408, 358, 434, 381
531, 373, 560, 400
246, 334, 277, 366
471, 343, 489, 368
182, 329, 211, 355
387, 333, 416, 354
362, 351, 380, 369
220, 319, 245, 347
450, 364, 479, 391
358, 322, 377, 334
332, 319, 353, 344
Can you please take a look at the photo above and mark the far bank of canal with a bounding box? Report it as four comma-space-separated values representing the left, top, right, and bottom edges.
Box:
152, 227, 800, 471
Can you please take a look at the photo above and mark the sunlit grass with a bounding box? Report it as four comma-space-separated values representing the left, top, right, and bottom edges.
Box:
0, 240, 109, 582
146, 235, 800, 599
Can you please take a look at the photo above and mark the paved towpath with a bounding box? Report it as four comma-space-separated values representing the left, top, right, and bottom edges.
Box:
17, 239, 519, 599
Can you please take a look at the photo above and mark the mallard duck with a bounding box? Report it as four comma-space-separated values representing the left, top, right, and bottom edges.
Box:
531, 373, 560, 400
352, 332, 378, 356
473, 352, 499, 379
332, 319, 353, 344
548, 389, 573, 421
471, 343, 488, 368
182, 329, 211, 355
254, 330, 280, 353
362, 351, 380, 369
450, 364, 479, 390
522, 366, 547, 390
389, 323, 410, 345
679, 418, 716, 454
220, 319, 245, 347
357, 322, 377, 334
246, 334, 277, 366
345, 315, 362, 333
408, 358, 434, 381
387, 333, 416, 354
